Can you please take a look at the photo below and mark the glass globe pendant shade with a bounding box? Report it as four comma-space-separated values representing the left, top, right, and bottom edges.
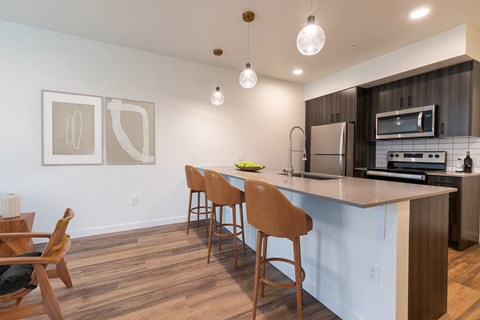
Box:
239, 63, 257, 89
297, 15, 326, 56
211, 86, 224, 106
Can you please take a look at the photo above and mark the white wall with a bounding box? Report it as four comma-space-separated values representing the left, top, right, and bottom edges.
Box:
0, 20, 305, 236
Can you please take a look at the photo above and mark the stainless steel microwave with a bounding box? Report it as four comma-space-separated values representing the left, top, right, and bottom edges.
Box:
376, 105, 436, 140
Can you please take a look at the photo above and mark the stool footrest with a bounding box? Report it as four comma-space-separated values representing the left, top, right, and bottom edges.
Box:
260, 257, 305, 288
190, 206, 211, 215
212, 223, 244, 238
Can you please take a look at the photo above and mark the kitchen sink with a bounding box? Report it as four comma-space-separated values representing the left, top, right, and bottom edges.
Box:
277, 172, 342, 180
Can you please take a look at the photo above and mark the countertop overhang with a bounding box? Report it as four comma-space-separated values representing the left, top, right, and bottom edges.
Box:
199, 167, 457, 208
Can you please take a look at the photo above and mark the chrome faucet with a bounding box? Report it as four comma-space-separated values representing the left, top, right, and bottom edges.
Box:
285, 126, 307, 177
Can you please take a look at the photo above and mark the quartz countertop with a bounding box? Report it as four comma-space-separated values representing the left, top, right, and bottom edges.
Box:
200, 167, 456, 208
426, 171, 480, 177
355, 167, 480, 177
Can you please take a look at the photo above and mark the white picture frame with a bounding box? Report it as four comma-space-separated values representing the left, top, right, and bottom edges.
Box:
42, 90, 103, 165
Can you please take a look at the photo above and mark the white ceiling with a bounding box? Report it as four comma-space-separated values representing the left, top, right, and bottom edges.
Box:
0, 0, 479, 84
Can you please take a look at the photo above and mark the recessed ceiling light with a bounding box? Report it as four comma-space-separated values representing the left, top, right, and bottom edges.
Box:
293, 69, 304, 75
409, 7, 430, 20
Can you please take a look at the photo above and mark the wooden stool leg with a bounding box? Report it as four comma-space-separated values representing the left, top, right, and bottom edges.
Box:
218, 206, 223, 251
204, 192, 209, 237
207, 204, 216, 264
252, 231, 263, 320
232, 205, 238, 268
187, 190, 193, 235
197, 192, 200, 227
293, 236, 303, 320
261, 234, 268, 297
240, 203, 246, 255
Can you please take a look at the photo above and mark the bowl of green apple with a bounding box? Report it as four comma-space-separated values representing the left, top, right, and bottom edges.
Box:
234, 162, 266, 172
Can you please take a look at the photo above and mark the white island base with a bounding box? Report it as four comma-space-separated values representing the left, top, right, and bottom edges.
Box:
199, 167, 452, 320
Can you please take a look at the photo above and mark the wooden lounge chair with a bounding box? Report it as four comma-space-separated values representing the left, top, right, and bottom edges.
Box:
0, 208, 75, 319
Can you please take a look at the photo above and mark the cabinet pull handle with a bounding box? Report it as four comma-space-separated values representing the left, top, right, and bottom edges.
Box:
408, 95, 412, 106
441, 123, 445, 134
331, 114, 334, 122
400, 97, 404, 108
336, 113, 340, 121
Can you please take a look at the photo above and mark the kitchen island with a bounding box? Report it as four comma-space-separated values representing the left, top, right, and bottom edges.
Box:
198, 167, 456, 320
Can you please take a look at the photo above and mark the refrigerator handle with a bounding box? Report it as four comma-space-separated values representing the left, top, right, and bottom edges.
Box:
339, 123, 346, 154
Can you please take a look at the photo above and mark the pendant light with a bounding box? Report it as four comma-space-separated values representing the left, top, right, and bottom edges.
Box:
211, 49, 225, 106
297, 0, 326, 56
239, 11, 257, 89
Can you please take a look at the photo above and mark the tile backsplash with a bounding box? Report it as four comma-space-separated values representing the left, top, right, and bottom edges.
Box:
375, 137, 480, 173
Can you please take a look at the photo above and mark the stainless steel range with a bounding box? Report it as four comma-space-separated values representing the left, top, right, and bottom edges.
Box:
366, 151, 447, 184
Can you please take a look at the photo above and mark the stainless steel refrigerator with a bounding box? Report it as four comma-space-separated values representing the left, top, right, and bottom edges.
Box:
309, 122, 354, 176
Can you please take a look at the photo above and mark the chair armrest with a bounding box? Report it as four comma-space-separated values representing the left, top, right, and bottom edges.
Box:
0, 232, 52, 239
0, 256, 58, 266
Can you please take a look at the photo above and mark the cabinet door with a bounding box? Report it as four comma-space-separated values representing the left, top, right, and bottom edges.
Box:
306, 97, 322, 126
336, 87, 357, 122
436, 62, 472, 137
426, 176, 461, 247
375, 80, 405, 112
323, 93, 337, 124
405, 71, 437, 108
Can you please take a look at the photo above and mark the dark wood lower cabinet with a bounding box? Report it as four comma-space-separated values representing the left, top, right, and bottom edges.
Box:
427, 175, 480, 251
409, 194, 448, 320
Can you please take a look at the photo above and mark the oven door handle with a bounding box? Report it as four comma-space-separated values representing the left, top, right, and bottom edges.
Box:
366, 170, 426, 181
417, 111, 423, 132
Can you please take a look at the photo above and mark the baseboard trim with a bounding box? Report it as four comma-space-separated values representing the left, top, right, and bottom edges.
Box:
68, 216, 186, 239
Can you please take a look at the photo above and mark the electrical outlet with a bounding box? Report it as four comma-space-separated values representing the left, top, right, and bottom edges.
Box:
368, 263, 379, 284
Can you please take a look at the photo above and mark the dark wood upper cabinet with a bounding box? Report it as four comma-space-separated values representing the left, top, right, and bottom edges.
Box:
435, 61, 479, 137
405, 71, 437, 108
366, 60, 480, 141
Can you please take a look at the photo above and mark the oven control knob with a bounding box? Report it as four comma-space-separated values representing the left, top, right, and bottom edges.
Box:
395, 154, 399, 157
428, 154, 433, 158
389, 154, 394, 158
435, 154, 440, 158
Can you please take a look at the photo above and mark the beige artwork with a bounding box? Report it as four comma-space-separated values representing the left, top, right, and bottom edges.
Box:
105, 98, 155, 164
42, 90, 103, 165
52, 102, 95, 155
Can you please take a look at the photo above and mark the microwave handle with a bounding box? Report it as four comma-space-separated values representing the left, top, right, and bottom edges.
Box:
417, 112, 423, 132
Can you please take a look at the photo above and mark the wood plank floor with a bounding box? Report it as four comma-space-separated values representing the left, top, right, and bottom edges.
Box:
6, 221, 480, 319
440, 245, 480, 320
18, 222, 340, 320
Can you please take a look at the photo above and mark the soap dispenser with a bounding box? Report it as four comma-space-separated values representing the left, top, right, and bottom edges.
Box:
464, 151, 473, 173
455, 158, 464, 172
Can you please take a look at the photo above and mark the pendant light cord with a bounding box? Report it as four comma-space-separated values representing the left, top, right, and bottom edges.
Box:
310, 0, 313, 14
216, 55, 219, 86
248, 23, 250, 62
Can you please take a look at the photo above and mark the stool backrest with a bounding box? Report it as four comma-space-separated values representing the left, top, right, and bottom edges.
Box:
204, 170, 243, 205
185, 165, 206, 191
244, 179, 311, 238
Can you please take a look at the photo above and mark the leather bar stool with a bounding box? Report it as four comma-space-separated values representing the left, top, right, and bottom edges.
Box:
204, 169, 246, 268
244, 179, 313, 320
185, 165, 211, 236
